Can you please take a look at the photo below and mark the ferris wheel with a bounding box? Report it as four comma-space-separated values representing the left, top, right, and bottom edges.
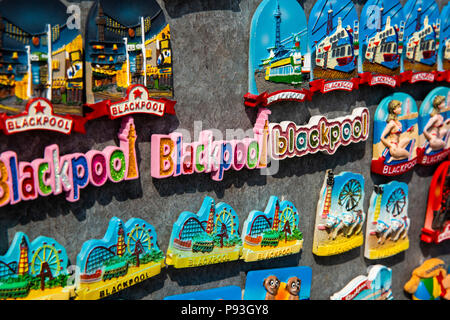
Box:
338, 179, 362, 211
214, 208, 235, 236
127, 225, 152, 255
30, 244, 62, 277
386, 187, 407, 217
279, 207, 297, 232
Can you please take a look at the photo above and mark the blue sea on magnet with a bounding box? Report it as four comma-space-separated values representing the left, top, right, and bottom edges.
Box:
438, 3, 450, 71
164, 286, 242, 300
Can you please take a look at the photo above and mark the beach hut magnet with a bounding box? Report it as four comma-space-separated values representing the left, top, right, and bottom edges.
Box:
371, 92, 419, 176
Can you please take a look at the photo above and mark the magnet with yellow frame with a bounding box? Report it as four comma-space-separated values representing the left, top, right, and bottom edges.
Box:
0, 232, 74, 300
165, 196, 242, 269
364, 181, 410, 260
404, 258, 450, 300
75, 217, 164, 300
240, 196, 303, 262
417, 87, 450, 165
243, 266, 312, 300
312, 169, 366, 256
371, 92, 419, 176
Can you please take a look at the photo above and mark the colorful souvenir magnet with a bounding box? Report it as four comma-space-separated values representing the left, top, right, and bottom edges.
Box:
75, 217, 164, 300
404, 258, 450, 300
330, 265, 393, 300
371, 92, 419, 176
241, 196, 303, 262
312, 170, 366, 256
84, 0, 174, 109
0, 232, 73, 300
244, 0, 311, 107
0, 0, 84, 116
438, 3, 450, 80
164, 286, 242, 300
243, 266, 311, 300
359, 0, 405, 88
401, 0, 441, 84
166, 196, 242, 268
421, 161, 450, 244
417, 87, 450, 165
269, 107, 369, 160
308, 0, 360, 94
364, 181, 410, 259
0, 116, 138, 207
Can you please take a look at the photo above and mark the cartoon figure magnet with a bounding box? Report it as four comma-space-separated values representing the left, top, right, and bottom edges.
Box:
313, 170, 366, 256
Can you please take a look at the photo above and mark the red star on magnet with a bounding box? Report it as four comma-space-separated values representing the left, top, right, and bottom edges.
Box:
34, 102, 46, 114
133, 89, 143, 100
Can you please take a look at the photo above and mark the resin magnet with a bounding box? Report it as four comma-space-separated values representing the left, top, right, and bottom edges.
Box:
75, 217, 164, 300
166, 196, 242, 268
308, 0, 360, 94
313, 170, 366, 256
245, 0, 311, 107
421, 161, 450, 243
0, 232, 73, 300
371, 92, 419, 176
359, 0, 405, 88
243, 266, 312, 300
241, 196, 303, 262
364, 181, 410, 259
417, 87, 450, 165
331, 265, 393, 300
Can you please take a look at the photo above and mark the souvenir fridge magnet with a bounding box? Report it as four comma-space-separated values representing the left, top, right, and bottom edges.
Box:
0, 0, 86, 133
404, 258, 450, 300
359, 0, 405, 88
401, 0, 441, 84
75, 217, 164, 300
164, 286, 242, 300
308, 0, 360, 94
330, 265, 393, 300
371, 92, 419, 176
312, 170, 366, 256
243, 266, 312, 300
0, 232, 73, 300
417, 87, 450, 165
364, 181, 410, 259
438, 3, 450, 81
240, 196, 303, 262
421, 161, 450, 244
84, 0, 176, 120
165, 196, 242, 268
244, 0, 311, 107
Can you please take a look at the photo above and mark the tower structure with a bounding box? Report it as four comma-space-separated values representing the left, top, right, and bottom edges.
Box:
272, 200, 280, 230
96, 3, 107, 42
116, 222, 126, 257
273, 1, 282, 51
205, 201, 215, 235
18, 236, 29, 276
126, 123, 138, 179
326, 9, 334, 36
321, 170, 334, 218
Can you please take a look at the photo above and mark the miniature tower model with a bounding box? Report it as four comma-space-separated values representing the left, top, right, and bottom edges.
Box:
126, 123, 138, 179
96, 3, 107, 42
206, 201, 215, 235
18, 237, 29, 276
321, 170, 334, 218
259, 120, 269, 168
272, 200, 280, 230
326, 9, 333, 36
273, 1, 282, 52
116, 223, 126, 257
372, 185, 384, 225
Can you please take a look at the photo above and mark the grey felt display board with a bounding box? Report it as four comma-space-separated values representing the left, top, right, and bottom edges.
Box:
0, 0, 449, 300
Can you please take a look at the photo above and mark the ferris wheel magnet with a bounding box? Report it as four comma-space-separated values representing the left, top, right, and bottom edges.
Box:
364, 181, 410, 259
312, 170, 366, 256
165, 196, 242, 268
240, 196, 303, 262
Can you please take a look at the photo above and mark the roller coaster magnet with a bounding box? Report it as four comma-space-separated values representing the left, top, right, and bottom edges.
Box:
330, 265, 393, 300
0, 232, 73, 300
358, 0, 405, 88
243, 266, 311, 300
308, 0, 360, 94
364, 181, 410, 260
371, 92, 419, 176
400, 0, 441, 84
240, 196, 303, 262
0, 0, 84, 125
421, 161, 450, 244
165, 196, 242, 268
244, 0, 311, 108
75, 217, 164, 300
404, 258, 450, 300
312, 170, 366, 256
417, 87, 450, 166
84, 0, 174, 109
